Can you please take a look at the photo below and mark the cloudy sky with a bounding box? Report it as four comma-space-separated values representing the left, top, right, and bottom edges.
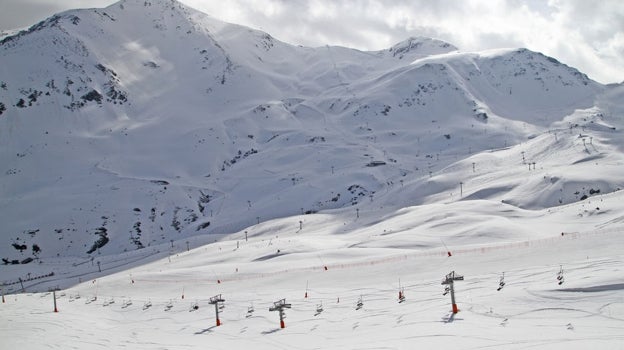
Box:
1, 0, 623, 84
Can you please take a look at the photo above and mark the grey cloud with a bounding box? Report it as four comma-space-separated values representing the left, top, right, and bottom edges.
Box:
0, 0, 115, 31
0, 0, 63, 30
553, 0, 624, 41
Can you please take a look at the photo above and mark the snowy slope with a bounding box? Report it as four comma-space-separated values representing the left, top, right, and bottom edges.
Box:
1, 185, 623, 349
0, 0, 622, 297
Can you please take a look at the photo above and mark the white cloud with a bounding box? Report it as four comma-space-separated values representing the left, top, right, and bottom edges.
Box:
2, 0, 623, 83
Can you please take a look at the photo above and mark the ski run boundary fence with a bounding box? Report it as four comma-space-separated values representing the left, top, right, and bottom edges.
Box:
132, 226, 620, 285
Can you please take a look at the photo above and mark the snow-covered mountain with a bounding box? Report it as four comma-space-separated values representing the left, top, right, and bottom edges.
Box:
0, 0, 622, 269
2, 1, 624, 348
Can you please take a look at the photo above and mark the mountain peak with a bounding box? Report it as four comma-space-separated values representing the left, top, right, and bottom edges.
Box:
112, 0, 184, 8
1, 0, 194, 45
105, 0, 200, 18
385, 36, 457, 59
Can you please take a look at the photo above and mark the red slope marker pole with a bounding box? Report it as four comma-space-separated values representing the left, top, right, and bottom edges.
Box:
440, 238, 452, 257
305, 281, 308, 299
53, 290, 58, 313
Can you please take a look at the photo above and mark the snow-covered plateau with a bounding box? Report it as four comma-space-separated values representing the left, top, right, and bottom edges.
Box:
1, 0, 623, 348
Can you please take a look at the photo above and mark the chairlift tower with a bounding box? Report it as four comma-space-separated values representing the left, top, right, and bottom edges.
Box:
209, 294, 225, 326
497, 272, 505, 291
314, 302, 324, 316
441, 271, 464, 314
246, 304, 255, 318
356, 296, 364, 310
269, 299, 291, 329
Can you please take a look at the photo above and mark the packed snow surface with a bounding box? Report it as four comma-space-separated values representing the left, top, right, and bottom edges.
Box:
2, 196, 624, 348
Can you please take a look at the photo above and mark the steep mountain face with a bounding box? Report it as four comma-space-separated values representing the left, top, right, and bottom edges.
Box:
0, 0, 622, 264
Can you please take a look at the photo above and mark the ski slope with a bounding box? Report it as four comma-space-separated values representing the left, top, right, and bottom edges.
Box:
2, 190, 624, 349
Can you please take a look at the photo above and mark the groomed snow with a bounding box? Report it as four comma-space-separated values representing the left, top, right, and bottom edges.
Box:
2, 191, 623, 349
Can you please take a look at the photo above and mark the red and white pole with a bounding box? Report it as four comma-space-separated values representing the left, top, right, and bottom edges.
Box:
53, 290, 58, 313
